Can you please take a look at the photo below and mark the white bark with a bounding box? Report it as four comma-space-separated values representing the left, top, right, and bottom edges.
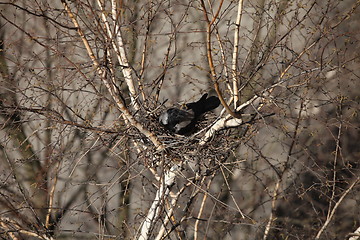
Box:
349, 226, 360, 240
137, 164, 179, 240
231, 0, 244, 108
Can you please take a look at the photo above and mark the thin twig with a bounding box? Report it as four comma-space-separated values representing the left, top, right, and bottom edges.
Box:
314, 178, 359, 240
95, 0, 139, 110
0, 218, 19, 240
327, 111, 342, 220
200, 0, 240, 118
214, 27, 233, 94
219, 165, 245, 218
200, 37, 321, 143
194, 176, 213, 240
263, 180, 280, 240
45, 160, 61, 229
61, 0, 164, 150
3, 152, 47, 238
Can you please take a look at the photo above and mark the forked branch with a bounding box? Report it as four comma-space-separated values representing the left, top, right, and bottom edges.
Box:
61, 0, 163, 150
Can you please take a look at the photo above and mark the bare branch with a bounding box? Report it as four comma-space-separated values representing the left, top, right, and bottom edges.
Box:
231, 0, 244, 108
349, 226, 360, 240
315, 178, 360, 240
60, 0, 163, 150
137, 164, 180, 240
263, 181, 281, 240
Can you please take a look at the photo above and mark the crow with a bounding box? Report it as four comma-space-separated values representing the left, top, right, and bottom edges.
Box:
159, 93, 220, 135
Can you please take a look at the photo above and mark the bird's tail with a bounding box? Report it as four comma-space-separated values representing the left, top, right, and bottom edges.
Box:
186, 93, 220, 116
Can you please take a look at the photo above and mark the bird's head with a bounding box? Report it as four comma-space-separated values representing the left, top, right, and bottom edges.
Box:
159, 111, 169, 126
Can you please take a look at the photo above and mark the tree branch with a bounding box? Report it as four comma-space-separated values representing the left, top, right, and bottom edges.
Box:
137, 164, 179, 240
61, 0, 164, 150
315, 178, 359, 240
231, 0, 244, 108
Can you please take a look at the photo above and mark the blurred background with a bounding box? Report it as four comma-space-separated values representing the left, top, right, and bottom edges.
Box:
0, 0, 359, 239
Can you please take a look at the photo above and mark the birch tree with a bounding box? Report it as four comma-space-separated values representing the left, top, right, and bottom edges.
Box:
0, 0, 359, 239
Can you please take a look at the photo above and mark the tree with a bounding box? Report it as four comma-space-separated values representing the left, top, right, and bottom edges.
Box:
0, 0, 359, 239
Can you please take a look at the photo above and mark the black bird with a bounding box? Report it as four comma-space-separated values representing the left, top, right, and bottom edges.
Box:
159, 93, 220, 135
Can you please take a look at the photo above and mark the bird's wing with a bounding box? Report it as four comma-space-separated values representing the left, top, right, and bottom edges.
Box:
175, 109, 194, 122
174, 119, 192, 133
186, 93, 220, 116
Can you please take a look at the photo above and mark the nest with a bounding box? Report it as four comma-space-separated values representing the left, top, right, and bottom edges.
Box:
131, 106, 242, 175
